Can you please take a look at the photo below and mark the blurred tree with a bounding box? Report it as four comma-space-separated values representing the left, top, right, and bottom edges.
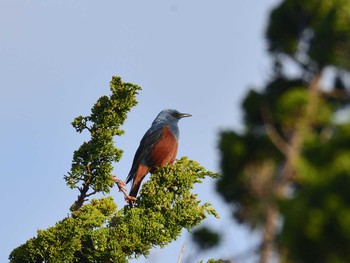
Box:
216, 0, 350, 263
9, 76, 218, 262
192, 227, 221, 250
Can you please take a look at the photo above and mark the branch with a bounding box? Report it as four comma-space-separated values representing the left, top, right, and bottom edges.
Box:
81, 117, 93, 133
177, 241, 187, 263
86, 191, 97, 198
322, 88, 350, 100
260, 104, 290, 156
71, 182, 90, 212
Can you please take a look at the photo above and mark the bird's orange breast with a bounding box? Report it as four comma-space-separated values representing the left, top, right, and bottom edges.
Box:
150, 125, 178, 168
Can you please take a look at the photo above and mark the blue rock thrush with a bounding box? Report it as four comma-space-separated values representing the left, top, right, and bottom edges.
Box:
125, 109, 191, 206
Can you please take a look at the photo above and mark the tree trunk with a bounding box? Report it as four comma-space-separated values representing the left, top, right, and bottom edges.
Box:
259, 73, 322, 263
260, 204, 277, 263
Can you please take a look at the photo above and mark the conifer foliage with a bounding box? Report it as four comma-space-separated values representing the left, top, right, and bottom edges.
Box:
216, 1, 350, 262
9, 76, 218, 262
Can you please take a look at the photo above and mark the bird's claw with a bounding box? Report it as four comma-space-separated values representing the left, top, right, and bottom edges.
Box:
112, 175, 137, 205
112, 175, 128, 195
125, 195, 137, 206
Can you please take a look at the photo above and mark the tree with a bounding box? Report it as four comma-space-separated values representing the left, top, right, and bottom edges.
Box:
9, 76, 218, 262
216, 0, 350, 262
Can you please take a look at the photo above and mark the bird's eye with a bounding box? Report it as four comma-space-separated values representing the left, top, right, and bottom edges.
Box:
171, 112, 179, 118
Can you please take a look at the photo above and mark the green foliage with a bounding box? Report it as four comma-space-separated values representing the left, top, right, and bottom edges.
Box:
198, 259, 231, 263
9, 159, 218, 263
9, 76, 218, 262
279, 123, 350, 262
217, 129, 281, 228
216, 0, 350, 262
65, 76, 141, 211
242, 77, 305, 129
266, 0, 350, 70
9, 198, 118, 263
192, 227, 221, 250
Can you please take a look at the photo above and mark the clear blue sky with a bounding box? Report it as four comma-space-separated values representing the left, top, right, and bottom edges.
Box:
1, 0, 279, 262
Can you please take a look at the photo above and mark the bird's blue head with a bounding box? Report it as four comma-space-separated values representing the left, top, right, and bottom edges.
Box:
152, 109, 192, 125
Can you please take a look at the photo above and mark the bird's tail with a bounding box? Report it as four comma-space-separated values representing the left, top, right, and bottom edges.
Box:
129, 183, 141, 198
128, 183, 141, 206
127, 165, 150, 206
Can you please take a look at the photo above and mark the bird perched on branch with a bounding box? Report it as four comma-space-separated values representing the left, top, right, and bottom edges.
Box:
125, 109, 191, 206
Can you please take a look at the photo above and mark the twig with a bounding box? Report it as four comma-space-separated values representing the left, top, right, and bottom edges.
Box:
85, 191, 96, 197
177, 241, 187, 263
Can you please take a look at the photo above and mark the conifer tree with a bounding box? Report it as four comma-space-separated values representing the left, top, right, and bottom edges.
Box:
9, 76, 218, 263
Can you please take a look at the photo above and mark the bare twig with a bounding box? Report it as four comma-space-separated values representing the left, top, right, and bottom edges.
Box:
177, 241, 187, 263
85, 191, 97, 198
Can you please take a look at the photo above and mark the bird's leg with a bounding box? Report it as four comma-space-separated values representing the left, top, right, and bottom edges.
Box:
112, 175, 128, 196
112, 175, 137, 204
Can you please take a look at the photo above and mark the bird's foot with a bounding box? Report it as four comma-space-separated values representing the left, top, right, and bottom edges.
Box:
112, 175, 137, 205
126, 195, 137, 206
112, 175, 128, 196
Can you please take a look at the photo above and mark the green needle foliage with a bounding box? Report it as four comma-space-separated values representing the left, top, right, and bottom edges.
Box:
66, 76, 140, 211
9, 76, 218, 263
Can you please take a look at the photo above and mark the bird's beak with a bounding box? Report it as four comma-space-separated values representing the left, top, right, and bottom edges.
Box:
179, 112, 192, 118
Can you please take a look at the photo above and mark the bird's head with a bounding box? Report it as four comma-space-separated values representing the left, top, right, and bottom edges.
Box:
153, 109, 192, 124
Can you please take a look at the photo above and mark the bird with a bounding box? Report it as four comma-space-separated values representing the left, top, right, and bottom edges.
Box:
125, 109, 192, 206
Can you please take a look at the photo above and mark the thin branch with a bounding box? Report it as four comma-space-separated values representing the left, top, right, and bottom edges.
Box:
177, 241, 187, 263
82, 118, 93, 133
322, 89, 349, 100
260, 104, 290, 156
86, 191, 97, 198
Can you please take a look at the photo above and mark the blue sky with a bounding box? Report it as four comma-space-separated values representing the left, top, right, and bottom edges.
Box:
1, 0, 279, 262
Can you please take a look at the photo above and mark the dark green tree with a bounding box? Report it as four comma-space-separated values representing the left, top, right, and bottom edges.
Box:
216, 1, 350, 263
9, 76, 218, 262
192, 227, 221, 251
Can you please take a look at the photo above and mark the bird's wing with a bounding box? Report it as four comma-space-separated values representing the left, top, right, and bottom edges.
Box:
125, 123, 164, 184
